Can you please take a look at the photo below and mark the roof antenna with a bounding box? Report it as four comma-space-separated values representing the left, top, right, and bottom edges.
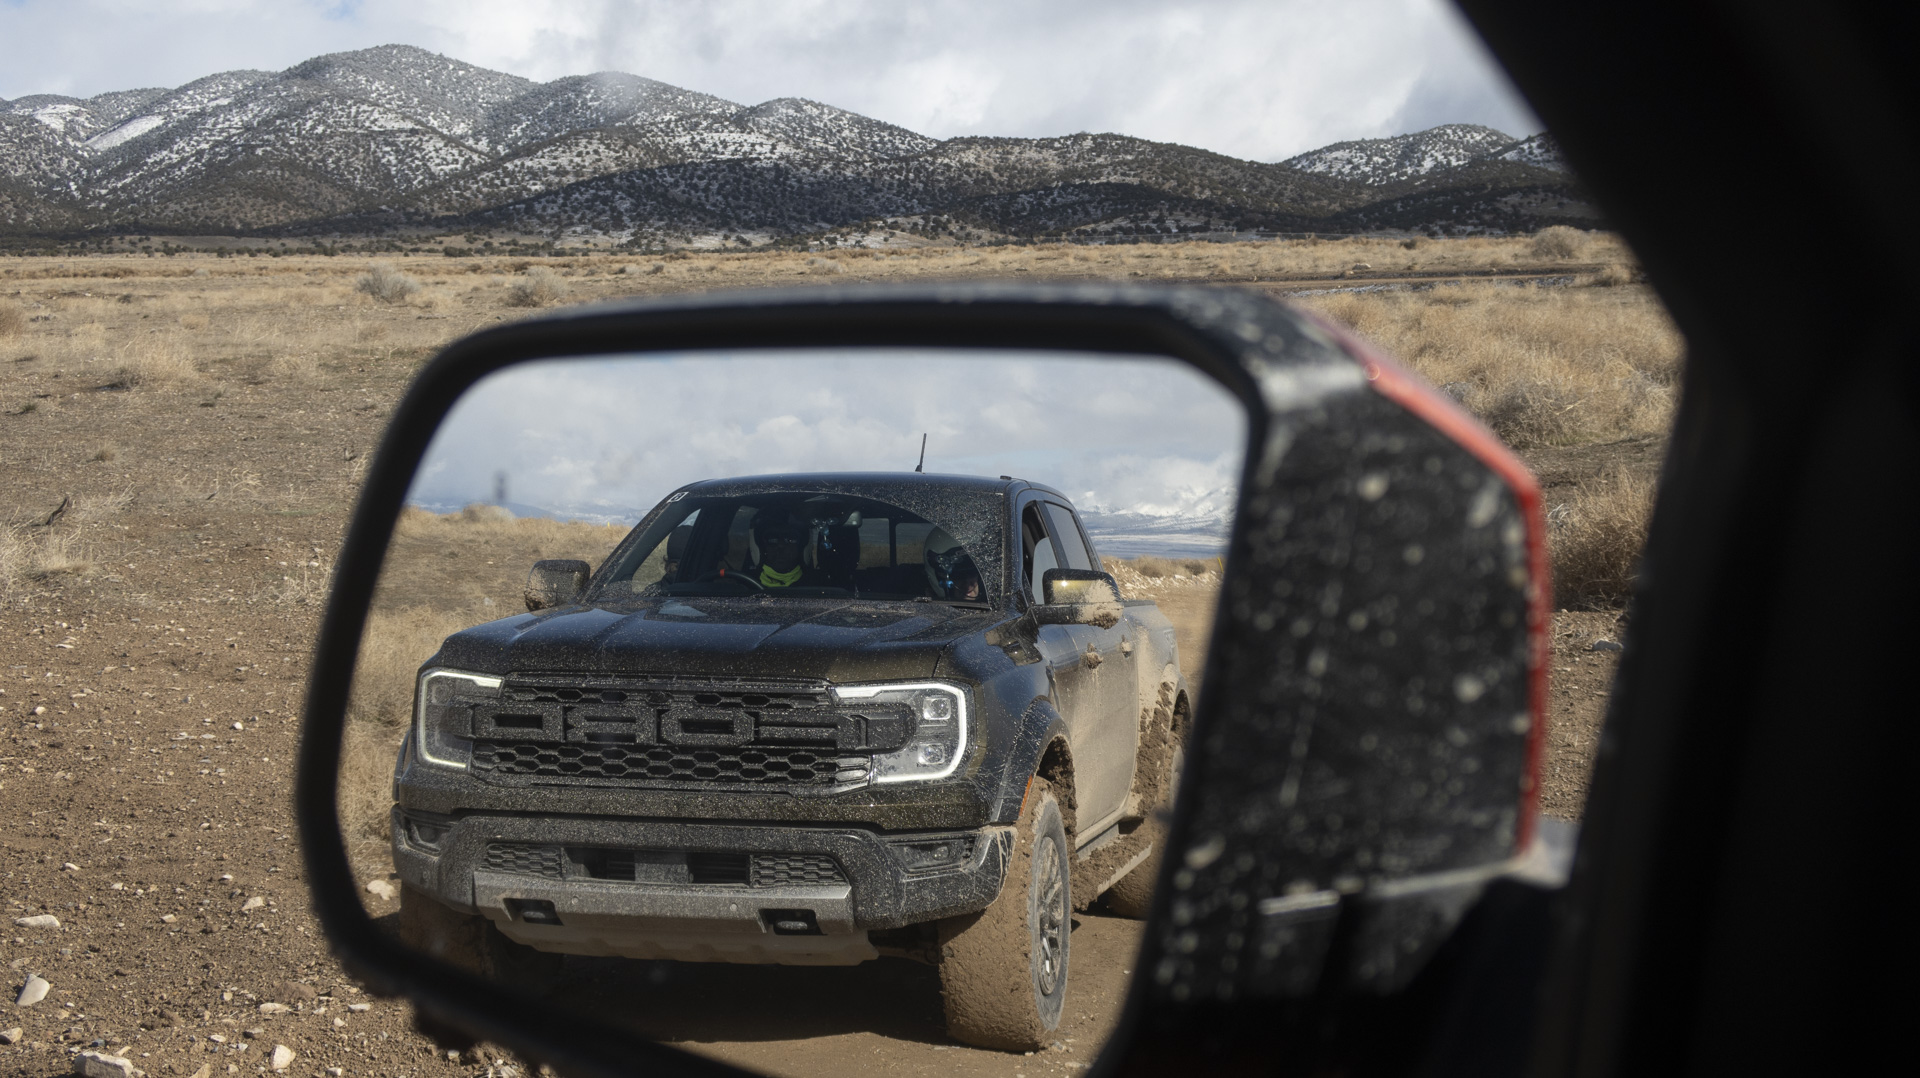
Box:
914, 433, 927, 473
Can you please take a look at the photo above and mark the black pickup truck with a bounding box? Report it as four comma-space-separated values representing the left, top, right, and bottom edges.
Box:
391, 473, 1190, 1049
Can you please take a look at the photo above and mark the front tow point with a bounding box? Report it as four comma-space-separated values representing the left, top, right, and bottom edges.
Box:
760, 908, 822, 935
506, 898, 562, 925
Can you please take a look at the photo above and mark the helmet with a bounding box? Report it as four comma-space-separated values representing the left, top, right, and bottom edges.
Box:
923, 528, 978, 597
751, 512, 807, 548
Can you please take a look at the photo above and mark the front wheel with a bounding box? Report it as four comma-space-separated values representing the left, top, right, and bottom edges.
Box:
938, 778, 1071, 1051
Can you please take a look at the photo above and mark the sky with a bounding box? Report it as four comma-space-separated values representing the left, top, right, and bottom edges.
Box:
408, 351, 1247, 554
0, 0, 1540, 163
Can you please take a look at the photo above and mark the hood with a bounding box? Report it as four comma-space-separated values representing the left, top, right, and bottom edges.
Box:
431, 597, 990, 683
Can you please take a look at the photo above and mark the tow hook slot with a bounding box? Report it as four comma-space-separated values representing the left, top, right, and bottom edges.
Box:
506, 898, 562, 925
760, 908, 822, 935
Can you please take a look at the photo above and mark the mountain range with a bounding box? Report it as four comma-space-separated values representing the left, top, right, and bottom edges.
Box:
0, 45, 1591, 247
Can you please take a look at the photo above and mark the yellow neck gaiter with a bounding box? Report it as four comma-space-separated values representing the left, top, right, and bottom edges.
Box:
760, 563, 803, 588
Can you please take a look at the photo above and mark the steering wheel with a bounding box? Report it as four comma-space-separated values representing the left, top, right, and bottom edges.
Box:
699, 568, 763, 593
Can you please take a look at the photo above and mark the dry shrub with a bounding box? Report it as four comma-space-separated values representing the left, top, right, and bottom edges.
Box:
1551, 470, 1654, 608
0, 526, 26, 596
72, 487, 134, 521
2, 529, 96, 583
355, 263, 421, 304
106, 337, 201, 387
268, 559, 332, 605
1131, 555, 1177, 579
0, 301, 24, 338
1295, 282, 1682, 448
504, 266, 566, 307
1104, 554, 1224, 595
1531, 226, 1590, 261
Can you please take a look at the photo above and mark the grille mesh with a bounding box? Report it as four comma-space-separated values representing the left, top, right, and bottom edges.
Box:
475, 843, 846, 889
472, 741, 851, 785
483, 842, 564, 879
751, 853, 847, 888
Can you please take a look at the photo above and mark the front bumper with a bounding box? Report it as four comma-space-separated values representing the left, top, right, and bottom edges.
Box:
393, 809, 1011, 965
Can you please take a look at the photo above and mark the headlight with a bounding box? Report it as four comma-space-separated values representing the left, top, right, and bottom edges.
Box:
832, 681, 970, 784
414, 668, 502, 769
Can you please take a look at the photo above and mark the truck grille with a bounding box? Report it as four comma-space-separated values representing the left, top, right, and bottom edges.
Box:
466, 675, 901, 789
751, 853, 846, 888
484, 842, 565, 879
472, 742, 856, 785
480, 843, 847, 888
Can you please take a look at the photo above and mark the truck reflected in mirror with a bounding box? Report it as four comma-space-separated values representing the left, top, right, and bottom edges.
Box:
338, 349, 1245, 1062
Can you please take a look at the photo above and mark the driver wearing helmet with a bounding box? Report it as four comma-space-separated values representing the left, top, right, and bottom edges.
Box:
739, 513, 817, 589
923, 528, 984, 601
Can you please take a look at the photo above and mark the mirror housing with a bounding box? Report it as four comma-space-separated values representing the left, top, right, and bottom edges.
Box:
1033, 568, 1123, 625
523, 558, 589, 611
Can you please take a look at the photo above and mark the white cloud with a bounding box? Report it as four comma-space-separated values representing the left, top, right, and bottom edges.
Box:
1, 0, 1537, 161
407, 350, 1246, 533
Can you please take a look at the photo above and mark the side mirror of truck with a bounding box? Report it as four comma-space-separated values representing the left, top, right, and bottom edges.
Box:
1033, 568, 1122, 624
296, 282, 1553, 1078
523, 558, 590, 611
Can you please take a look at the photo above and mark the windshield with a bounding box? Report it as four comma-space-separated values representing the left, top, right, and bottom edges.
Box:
594, 486, 1005, 605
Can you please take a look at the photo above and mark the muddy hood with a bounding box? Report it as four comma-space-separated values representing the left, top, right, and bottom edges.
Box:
431, 598, 986, 684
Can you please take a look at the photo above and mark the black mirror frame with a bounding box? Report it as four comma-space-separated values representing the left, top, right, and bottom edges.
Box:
295, 281, 1546, 1078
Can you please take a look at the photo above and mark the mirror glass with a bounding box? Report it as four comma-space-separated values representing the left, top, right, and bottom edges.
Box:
338, 348, 1246, 1068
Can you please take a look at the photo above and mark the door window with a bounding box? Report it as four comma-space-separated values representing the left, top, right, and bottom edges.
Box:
1044, 503, 1095, 571
1023, 503, 1059, 604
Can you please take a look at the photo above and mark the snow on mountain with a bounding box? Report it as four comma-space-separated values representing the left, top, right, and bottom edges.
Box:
0, 47, 1590, 239
1490, 132, 1566, 172
733, 98, 938, 161
1283, 123, 1520, 185
481, 72, 738, 150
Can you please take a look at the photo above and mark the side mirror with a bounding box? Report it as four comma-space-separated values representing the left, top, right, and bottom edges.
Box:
523, 558, 589, 611
297, 283, 1552, 1078
1034, 568, 1122, 624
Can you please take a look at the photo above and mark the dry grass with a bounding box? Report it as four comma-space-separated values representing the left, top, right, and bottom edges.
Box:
504, 266, 567, 307
1297, 282, 1681, 448
1550, 470, 1655, 608
1106, 554, 1225, 595
1, 240, 1670, 616
354, 263, 422, 304
0, 526, 95, 593
1531, 225, 1591, 261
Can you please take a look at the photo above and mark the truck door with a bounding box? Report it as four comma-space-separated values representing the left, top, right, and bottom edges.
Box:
1023, 499, 1134, 836
1042, 501, 1138, 830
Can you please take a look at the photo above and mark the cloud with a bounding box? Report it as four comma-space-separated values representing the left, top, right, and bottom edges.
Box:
1, 0, 1538, 160
407, 350, 1247, 532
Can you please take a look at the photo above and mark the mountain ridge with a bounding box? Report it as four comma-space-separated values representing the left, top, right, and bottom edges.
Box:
0, 44, 1592, 246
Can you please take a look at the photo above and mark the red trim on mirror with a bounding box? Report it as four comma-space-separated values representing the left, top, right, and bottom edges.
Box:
1303, 312, 1553, 854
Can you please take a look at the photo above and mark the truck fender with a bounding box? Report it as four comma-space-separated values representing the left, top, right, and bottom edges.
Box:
987, 697, 1072, 825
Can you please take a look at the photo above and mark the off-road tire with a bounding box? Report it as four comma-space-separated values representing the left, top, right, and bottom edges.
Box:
938, 778, 1071, 1051
397, 884, 564, 986
1103, 744, 1182, 919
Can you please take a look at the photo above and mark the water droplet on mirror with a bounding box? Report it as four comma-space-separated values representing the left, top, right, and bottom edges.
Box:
1184, 834, 1226, 869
